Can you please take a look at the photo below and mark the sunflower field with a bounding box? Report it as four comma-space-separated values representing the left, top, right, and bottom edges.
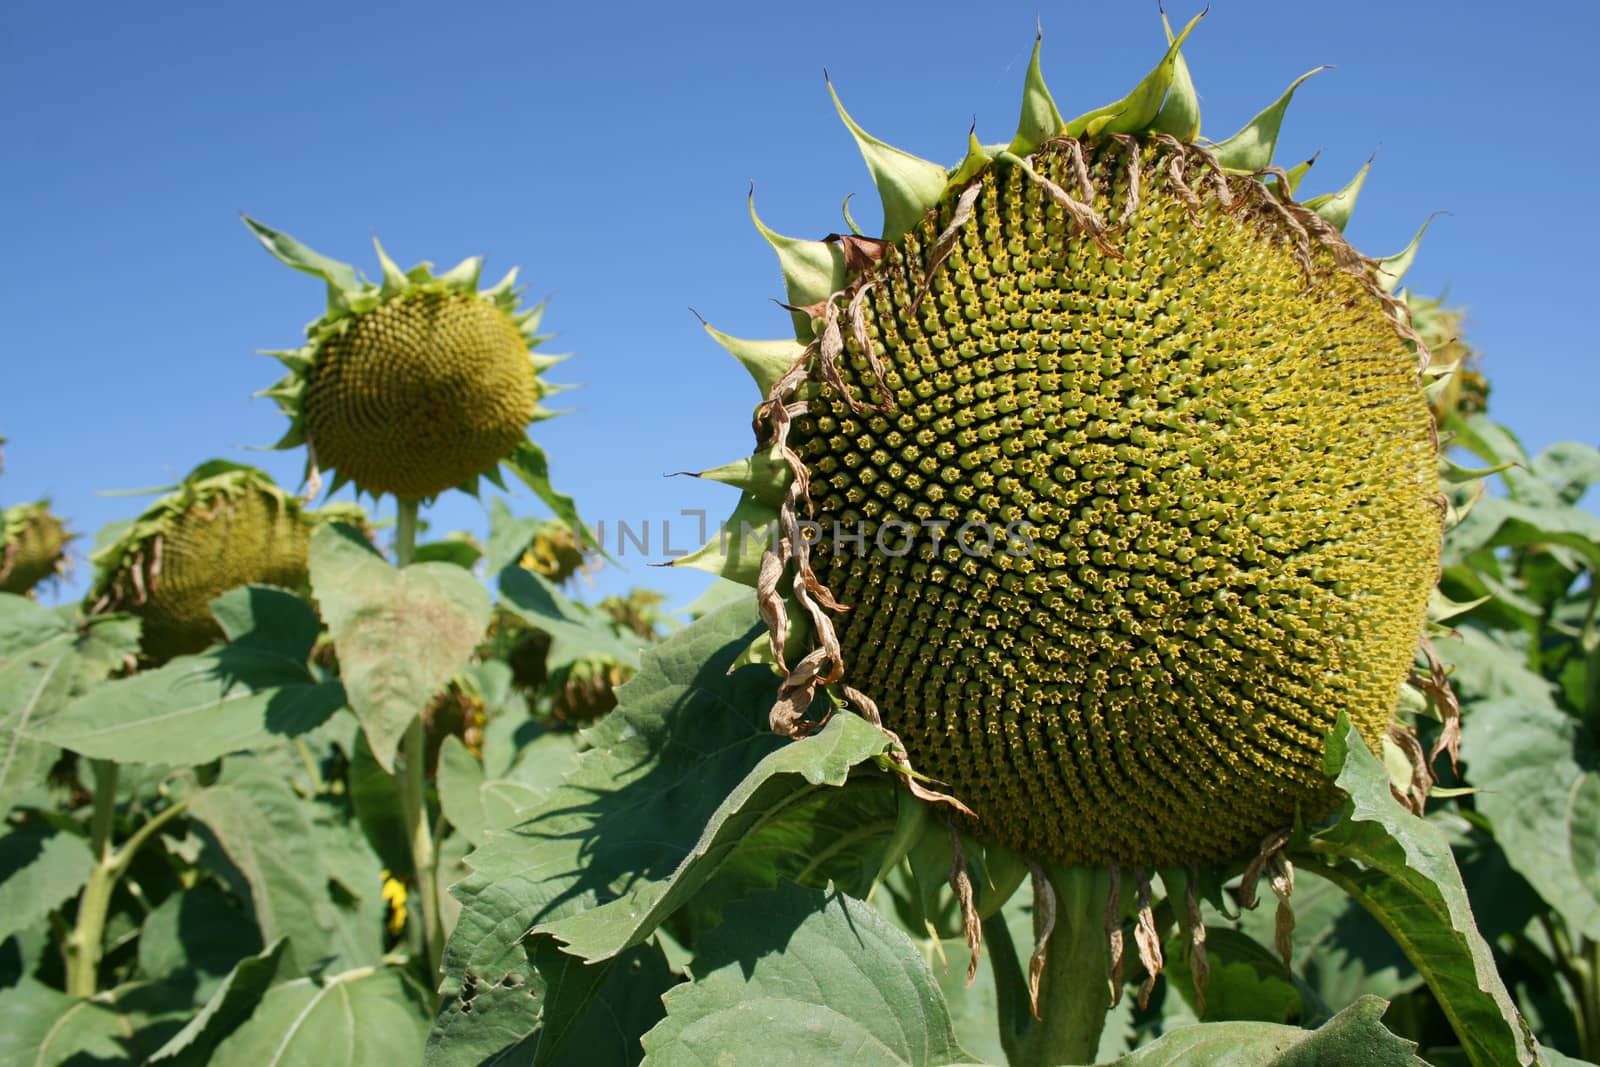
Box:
2, 10, 1598, 1067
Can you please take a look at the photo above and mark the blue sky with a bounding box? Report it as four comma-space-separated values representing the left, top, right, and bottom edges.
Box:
3, 1, 1595, 611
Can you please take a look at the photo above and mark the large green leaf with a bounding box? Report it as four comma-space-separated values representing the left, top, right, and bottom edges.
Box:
0, 828, 92, 945
0, 978, 191, 1065
536, 710, 887, 962
1297, 718, 1540, 1066
136, 881, 265, 1006
639, 883, 972, 1066
434, 602, 781, 1063
187, 756, 382, 975
147, 939, 288, 1066
208, 966, 431, 1066
34, 587, 342, 765
0, 596, 139, 810
309, 524, 491, 771
1461, 696, 1600, 941
1101, 995, 1423, 1065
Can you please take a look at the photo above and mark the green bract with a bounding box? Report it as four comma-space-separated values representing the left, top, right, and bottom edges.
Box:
687, 18, 1446, 871
247, 218, 569, 503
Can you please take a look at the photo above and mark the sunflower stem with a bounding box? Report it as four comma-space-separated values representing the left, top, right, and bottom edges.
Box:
393, 498, 444, 996
65, 759, 119, 997
995, 864, 1113, 1067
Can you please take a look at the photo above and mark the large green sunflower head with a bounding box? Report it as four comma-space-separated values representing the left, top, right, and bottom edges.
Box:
685, 14, 1447, 881
1, 501, 73, 597
246, 218, 569, 503
87, 460, 358, 665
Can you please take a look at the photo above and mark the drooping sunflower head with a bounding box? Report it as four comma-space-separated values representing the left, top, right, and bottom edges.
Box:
520, 519, 593, 586
1, 501, 73, 597
247, 219, 568, 502
88, 461, 350, 665
685, 15, 1445, 872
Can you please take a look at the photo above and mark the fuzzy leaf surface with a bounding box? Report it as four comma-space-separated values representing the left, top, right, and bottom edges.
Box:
0, 596, 138, 810
1101, 995, 1422, 1065
0, 827, 92, 945
1461, 695, 1600, 940
310, 524, 490, 771
187, 756, 382, 975
1299, 718, 1539, 1066
640, 883, 972, 1067
147, 938, 288, 1066
435, 602, 781, 1062
34, 587, 340, 765
209, 966, 430, 1066
535, 709, 887, 962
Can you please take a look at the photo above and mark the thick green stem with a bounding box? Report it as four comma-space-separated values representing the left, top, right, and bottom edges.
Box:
393, 498, 444, 990
995, 864, 1114, 1067
65, 760, 119, 997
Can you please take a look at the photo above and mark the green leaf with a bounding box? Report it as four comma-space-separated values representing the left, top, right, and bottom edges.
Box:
310, 524, 490, 771
0, 597, 139, 811
0, 979, 144, 1065
437, 602, 779, 1060
1462, 696, 1600, 941
1164, 928, 1312, 1025
0, 828, 92, 945
348, 727, 412, 875
424, 938, 676, 1067
136, 882, 265, 1006
36, 588, 341, 765
188, 757, 383, 975
537, 712, 888, 962
1299, 718, 1541, 1066
640, 883, 972, 1066
437, 734, 489, 846
209, 966, 430, 1066
1102, 995, 1423, 1065
147, 939, 288, 1066
498, 566, 642, 672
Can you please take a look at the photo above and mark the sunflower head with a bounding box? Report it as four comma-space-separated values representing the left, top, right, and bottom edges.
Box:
247, 218, 569, 503
88, 461, 346, 665
685, 15, 1445, 874
0, 501, 73, 596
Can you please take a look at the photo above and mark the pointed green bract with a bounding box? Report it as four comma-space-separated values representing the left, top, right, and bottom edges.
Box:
671, 493, 780, 586
1379, 214, 1441, 292
829, 79, 951, 243
1065, 10, 1204, 138
1149, 10, 1202, 141
748, 192, 847, 340
1212, 66, 1329, 172
703, 323, 805, 396
696, 447, 793, 507
1008, 34, 1065, 155
1305, 155, 1373, 231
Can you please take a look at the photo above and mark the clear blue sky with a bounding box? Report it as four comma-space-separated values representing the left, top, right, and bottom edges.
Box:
3, 1, 1595, 611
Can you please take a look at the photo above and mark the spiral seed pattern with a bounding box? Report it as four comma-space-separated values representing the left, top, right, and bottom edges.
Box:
305, 291, 538, 498
792, 141, 1439, 865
